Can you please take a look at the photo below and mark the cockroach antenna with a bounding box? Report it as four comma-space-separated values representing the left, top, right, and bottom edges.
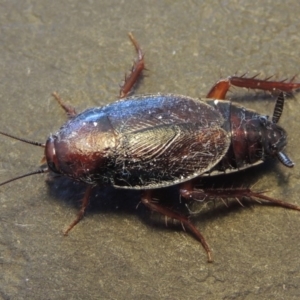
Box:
0, 130, 46, 147
0, 168, 48, 186
0, 130, 48, 186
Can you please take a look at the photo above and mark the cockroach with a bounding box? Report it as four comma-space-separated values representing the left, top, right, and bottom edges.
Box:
1, 33, 300, 262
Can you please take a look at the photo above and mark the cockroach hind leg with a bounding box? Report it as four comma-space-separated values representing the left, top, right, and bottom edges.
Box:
181, 185, 300, 212
63, 185, 93, 235
52, 92, 77, 118
206, 78, 231, 99
141, 191, 213, 263
249, 191, 300, 211
206, 75, 300, 99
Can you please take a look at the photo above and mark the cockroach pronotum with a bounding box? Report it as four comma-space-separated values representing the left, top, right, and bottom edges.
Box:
1, 33, 300, 262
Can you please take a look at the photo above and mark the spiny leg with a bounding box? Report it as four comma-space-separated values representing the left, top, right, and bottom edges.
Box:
180, 185, 300, 211
52, 92, 77, 117
119, 32, 145, 98
141, 190, 213, 262
64, 185, 93, 235
206, 75, 300, 99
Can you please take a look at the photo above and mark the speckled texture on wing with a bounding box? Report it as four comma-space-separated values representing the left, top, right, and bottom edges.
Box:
106, 94, 230, 189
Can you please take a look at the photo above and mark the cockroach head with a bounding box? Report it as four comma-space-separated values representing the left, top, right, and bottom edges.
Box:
45, 135, 61, 174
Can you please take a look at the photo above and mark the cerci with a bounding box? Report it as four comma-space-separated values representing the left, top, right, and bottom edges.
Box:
1, 33, 300, 262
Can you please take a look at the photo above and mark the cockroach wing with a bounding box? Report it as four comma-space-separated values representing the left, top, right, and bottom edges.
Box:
104, 94, 231, 189
112, 124, 230, 189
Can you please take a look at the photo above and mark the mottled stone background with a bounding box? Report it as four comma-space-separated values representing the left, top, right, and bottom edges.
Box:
0, 1, 300, 299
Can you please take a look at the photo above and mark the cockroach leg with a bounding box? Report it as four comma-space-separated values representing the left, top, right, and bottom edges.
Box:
141, 190, 213, 263
180, 186, 300, 211
64, 185, 93, 235
52, 92, 77, 117
247, 191, 300, 211
206, 75, 300, 99
119, 32, 145, 98
206, 78, 231, 99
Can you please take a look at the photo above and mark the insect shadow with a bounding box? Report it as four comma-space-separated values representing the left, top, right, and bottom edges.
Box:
46, 175, 141, 218
45, 156, 287, 236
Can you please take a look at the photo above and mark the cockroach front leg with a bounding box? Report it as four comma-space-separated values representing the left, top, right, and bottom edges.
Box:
141, 190, 213, 262
206, 75, 300, 99
52, 92, 77, 117
180, 185, 300, 212
64, 185, 93, 235
119, 32, 145, 98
